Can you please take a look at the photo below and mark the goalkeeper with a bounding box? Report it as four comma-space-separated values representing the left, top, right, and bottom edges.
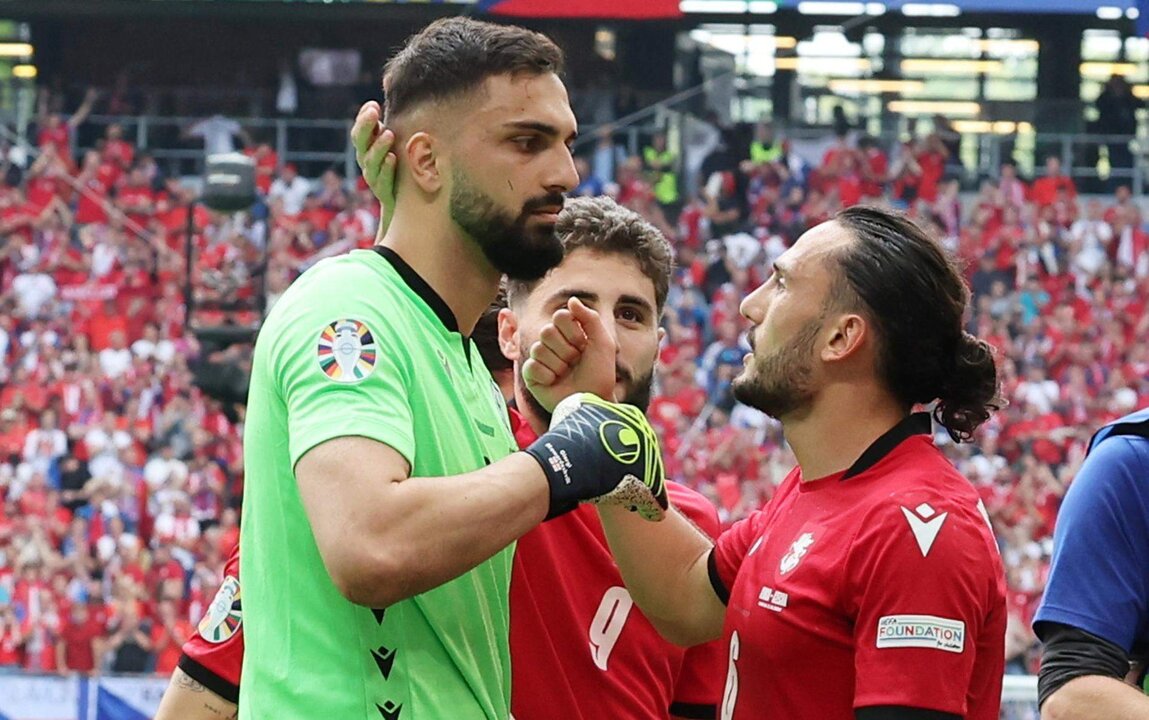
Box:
239, 16, 665, 720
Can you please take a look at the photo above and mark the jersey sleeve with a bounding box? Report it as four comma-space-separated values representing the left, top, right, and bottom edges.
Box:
669, 482, 722, 541
268, 264, 417, 470
847, 490, 1004, 715
710, 510, 769, 604
672, 637, 724, 716
668, 483, 724, 714
1034, 437, 1149, 652
180, 547, 243, 702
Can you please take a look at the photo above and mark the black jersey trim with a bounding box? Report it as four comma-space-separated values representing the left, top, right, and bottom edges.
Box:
707, 549, 730, 606
669, 701, 718, 719
372, 245, 459, 333
177, 653, 240, 704
842, 412, 933, 480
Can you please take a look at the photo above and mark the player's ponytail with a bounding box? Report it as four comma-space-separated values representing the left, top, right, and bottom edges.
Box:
933, 332, 1002, 442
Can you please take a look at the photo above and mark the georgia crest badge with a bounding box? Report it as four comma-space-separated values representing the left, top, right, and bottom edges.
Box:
779, 532, 815, 575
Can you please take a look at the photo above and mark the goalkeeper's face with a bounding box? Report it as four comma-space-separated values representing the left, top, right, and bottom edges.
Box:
502, 247, 663, 418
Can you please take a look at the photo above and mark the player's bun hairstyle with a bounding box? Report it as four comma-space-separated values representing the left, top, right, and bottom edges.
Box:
382, 17, 564, 123
832, 205, 1002, 442
505, 196, 674, 313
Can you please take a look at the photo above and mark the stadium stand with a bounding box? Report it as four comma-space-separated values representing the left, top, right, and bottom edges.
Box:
0, 90, 1146, 707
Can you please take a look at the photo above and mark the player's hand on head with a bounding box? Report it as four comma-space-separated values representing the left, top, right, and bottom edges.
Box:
351, 100, 397, 236
524, 392, 668, 522
522, 297, 618, 412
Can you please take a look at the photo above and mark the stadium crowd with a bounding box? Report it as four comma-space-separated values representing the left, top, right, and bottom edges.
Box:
0, 99, 1146, 681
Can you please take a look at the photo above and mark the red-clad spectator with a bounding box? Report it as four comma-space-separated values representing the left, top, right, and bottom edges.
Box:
83, 299, 131, 351
858, 136, 888, 199
55, 602, 104, 675
150, 598, 193, 676
988, 205, 1025, 273
100, 124, 135, 176
35, 88, 98, 165
116, 166, 156, 230
25, 146, 73, 213
1030, 155, 1077, 208
74, 150, 119, 226
835, 151, 864, 207
817, 133, 852, 191
889, 140, 922, 203
998, 160, 1028, 209
244, 142, 279, 195
0, 407, 27, 460
915, 132, 948, 203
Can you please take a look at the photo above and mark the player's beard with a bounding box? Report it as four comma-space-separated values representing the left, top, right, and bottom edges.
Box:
449, 166, 564, 282
732, 317, 821, 419
514, 357, 656, 428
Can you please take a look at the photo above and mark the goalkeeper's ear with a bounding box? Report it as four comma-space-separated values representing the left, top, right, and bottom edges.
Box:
497, 308, 522, 362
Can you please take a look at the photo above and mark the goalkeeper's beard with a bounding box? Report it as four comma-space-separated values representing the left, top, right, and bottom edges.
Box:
514, 363, 655, 429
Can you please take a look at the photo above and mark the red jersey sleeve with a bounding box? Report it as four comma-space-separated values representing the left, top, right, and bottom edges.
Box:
668, 484, 725, 713
846, 486, 1006, 718
179, 545, 243, 703
711, 509, 770, 604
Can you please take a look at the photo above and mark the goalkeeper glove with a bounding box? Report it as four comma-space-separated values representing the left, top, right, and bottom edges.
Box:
524, 393, 668, 521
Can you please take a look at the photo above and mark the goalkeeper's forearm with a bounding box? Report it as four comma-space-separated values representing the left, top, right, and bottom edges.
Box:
597, 504, 726, 647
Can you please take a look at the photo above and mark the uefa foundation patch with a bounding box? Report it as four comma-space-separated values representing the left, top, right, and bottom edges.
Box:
318, 319, 377, 383
876, 614, 965, 653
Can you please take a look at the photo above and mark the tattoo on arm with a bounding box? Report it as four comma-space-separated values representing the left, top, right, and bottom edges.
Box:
175, 672, 207, 693
174, 672, 238, 718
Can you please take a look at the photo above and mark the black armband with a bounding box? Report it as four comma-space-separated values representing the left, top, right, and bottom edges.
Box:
706, 549, 729, 606
669, 701, 717, 719
177, 653, 240, 704
1035, 621, 1131, 708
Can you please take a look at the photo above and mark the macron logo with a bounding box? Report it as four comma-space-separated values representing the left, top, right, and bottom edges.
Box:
900, 503, 948, 557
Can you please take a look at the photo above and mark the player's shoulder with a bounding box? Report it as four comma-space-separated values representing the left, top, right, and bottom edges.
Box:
1062, 431, 1149, 519
857, 441, 996, 549
283, 250, 404, 309
667, 481, 721, 539
878, 438, 981, 503
1081, 430, 1149, 484
260, 251, 408, 349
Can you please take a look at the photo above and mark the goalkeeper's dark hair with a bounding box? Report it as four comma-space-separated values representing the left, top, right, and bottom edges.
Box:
382, 17, 564, 125
831, 205, 1002, 442
505, 196, 673, 313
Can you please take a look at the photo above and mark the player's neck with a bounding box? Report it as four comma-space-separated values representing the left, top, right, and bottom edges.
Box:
381, 207, 502, 336
783, 382, 906, 482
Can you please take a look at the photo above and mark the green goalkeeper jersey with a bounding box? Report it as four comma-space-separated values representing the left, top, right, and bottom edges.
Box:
239, 247, 518, 720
